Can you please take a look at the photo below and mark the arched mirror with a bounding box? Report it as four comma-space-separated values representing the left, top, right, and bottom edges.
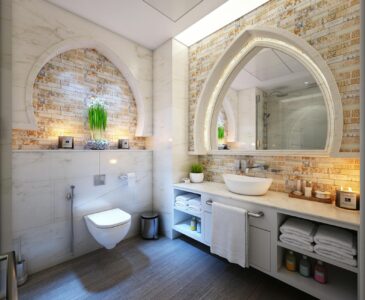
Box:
213, 47, 328, 151
193, 26, 343, 156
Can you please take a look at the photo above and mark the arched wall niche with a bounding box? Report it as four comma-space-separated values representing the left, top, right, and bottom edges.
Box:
22, 38, 148, 137
193, 26, 343, 157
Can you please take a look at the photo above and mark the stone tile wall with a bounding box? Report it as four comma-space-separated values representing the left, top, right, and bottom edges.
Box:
12, 48, 145, 150
199, 155, 360, 197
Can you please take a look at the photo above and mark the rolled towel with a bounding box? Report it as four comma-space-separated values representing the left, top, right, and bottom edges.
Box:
280, 218, 317, 243
279, 234, 314, 252
314, 244, 357, 267
314, 225, 356, 254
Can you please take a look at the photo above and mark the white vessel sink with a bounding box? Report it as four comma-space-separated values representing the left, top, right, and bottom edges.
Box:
223, 174, 272, 196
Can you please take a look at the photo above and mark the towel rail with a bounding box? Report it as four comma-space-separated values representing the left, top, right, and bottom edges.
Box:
205, 199, 264, 218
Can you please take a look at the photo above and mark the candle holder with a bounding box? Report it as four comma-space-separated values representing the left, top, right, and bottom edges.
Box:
335, 188, 360, 210
118, 139, 129, 149
58, 136, 74, 149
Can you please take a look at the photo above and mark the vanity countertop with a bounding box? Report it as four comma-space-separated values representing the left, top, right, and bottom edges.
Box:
173, 182, 360, 228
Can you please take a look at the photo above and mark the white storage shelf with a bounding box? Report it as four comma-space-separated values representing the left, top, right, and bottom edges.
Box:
173, 220, 202, 243
277, 241, 358, 274
277, 265, 357, 300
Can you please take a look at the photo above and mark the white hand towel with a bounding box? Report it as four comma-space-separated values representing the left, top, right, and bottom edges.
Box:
314, 225, 356, 253
279, 234, 314, 252
211, 202, 248, 268
314, 245, 357, 267
280, 218, 317, 242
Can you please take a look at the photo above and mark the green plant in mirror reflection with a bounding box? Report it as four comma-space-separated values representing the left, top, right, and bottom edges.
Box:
218, 126, 225, 144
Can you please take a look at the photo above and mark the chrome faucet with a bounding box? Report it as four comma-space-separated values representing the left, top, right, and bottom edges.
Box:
240, 159, 266, 174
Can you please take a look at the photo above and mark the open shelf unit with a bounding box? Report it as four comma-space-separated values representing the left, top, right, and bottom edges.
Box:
172, 189, 203, 243
173, 220, 202, 242
277, 265, 357, 300
276, 212, 359, 300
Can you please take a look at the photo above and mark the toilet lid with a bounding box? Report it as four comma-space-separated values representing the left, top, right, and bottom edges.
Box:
86, 208, 131, 229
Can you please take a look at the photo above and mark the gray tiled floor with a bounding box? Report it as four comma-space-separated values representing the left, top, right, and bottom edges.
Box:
19, 237, 316, 300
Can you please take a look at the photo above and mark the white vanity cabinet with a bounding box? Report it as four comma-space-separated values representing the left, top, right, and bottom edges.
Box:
176, 192, 275, 274
172, 182, 360, 300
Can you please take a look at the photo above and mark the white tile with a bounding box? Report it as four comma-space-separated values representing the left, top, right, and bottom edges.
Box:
13, 152, 51, 182
12, 180, 53, 232
51, 151, 99, 179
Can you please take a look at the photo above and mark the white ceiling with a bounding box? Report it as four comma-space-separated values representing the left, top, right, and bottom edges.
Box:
230, 48, 315, 93
47, 0, 228, 49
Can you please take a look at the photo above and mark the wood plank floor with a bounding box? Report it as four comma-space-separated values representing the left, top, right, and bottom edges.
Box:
19, 237, 316, 300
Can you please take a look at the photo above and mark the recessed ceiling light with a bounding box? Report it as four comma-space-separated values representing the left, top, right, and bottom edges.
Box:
175, 0, 269, 46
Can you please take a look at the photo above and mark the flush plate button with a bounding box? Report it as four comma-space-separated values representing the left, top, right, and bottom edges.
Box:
94, 174, 106, 186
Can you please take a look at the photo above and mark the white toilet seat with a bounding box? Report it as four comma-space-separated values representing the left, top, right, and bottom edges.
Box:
85, 208, 131, 228
84, 208, 131, 249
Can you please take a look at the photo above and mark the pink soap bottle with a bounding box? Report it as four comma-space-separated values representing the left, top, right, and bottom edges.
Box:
314, 260, 327, 284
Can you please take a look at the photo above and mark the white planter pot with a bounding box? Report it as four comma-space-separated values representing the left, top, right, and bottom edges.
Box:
190, 173, 204, 183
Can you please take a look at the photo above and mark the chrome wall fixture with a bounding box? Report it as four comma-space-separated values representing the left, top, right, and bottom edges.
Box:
66, 185, 75, 255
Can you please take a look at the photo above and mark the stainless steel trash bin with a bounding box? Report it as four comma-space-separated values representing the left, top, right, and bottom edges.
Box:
141, 212, 159, 239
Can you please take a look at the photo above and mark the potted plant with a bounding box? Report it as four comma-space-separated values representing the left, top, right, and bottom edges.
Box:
190, 163, 204, 183
218, 126, 225, 150
85, 97, 109, 150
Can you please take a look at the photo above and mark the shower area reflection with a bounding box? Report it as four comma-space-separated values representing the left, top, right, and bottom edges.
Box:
257, 84, 327, 150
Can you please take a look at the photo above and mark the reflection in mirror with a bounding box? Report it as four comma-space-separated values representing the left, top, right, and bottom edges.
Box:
216, 47, 328, 151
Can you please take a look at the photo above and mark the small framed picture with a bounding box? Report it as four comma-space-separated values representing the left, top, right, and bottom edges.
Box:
58, 136, 74, 149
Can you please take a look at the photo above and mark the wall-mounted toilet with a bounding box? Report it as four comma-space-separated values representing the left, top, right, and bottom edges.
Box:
84, 208, 131, 249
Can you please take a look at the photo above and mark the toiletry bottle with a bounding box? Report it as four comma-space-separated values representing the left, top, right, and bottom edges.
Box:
299, 255, 311, 277
197, 221, 201, 233
285, 250, 296, 272
314, 260, 327, 284
190, 217, 197, 231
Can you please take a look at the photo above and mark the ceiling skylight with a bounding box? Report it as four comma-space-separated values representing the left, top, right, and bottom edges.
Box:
175, 0, 269, 46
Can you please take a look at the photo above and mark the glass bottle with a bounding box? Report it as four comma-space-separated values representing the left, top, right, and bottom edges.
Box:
314, 260, 327, 284
285, 250, 296, 272
190, 217, 197, 231
299, 255, 311, 277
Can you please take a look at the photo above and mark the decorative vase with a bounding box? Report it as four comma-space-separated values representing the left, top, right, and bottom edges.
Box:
190, 173, 204, 183
85, 140, 109, 150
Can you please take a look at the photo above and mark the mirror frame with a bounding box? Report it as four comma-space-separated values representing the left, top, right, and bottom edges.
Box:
192, 26, 343, 157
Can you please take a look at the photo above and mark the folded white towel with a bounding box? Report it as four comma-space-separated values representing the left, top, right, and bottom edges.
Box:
187, 206, 201, 212
176, 193, 199, 203
314, 244, 354, 260
314, 245, 357, 267
211, 202, 248, 268
280, 218, 317, 243
175, 200, 188, 207
187, 199, 201, 207
314, 225, 356, 253
279, 234, 314, 252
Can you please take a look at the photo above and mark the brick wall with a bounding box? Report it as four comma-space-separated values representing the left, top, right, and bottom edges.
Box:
189, 0, 360, 194
13, 48, 145, 149
189, 0, 360, 153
